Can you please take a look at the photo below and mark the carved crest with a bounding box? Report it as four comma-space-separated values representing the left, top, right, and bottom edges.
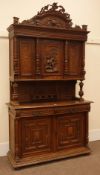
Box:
13, 3, 87, 30
21, 3, 73, 29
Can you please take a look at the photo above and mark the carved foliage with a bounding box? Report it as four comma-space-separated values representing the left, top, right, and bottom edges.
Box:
12, 3, 88, 30
21, 3, 73, 29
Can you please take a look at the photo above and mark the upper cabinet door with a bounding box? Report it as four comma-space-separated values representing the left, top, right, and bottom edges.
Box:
64, 41, 85, 80
19, 38, 35, 79
13, 37, 35, 80
39, 39, 65, 80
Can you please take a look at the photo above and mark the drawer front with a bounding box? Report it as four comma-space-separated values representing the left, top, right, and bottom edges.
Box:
19, 108, 55, 118
54, 104, 90, 115
16, 104, 90, 118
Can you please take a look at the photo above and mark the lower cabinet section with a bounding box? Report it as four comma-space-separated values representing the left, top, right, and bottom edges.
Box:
8, 102, 91, 168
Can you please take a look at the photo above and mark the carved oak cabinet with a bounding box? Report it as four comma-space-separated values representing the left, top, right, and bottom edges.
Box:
7, 3, 91, 168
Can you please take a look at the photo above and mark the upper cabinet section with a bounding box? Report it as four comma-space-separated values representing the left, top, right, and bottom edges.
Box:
8, 3, 89, 81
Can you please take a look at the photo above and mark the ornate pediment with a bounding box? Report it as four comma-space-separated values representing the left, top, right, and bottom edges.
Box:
14, 3, 72, 29
13, 3, 87, 30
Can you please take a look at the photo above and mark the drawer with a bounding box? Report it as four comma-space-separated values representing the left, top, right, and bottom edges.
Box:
18, 108, 55, 118
54, 104, 90, 115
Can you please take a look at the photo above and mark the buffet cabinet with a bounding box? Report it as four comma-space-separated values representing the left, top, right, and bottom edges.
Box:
7, 3, 91, 168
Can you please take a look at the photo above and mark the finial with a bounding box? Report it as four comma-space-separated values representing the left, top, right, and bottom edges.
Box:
82, 25, 87, 30
13, 17, 19, 24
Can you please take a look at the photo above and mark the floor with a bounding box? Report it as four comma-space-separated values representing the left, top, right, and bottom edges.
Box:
0, 141, 100, 175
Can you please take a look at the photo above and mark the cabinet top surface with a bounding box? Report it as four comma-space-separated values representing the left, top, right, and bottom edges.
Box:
8, 100, 92, 109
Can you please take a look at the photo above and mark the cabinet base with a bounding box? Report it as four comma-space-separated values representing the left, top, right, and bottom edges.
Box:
8, 146, 91, 168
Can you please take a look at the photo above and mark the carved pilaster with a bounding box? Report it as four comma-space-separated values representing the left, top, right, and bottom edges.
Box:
64, 40, 68, 74
81, 42, 86, 77
35, 39, 41, 77
11, 82, 19, 102
13, 38, 20, 77
15, 119, 21, 161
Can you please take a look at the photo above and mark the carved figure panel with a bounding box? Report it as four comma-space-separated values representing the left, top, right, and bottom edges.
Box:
39, 39, 64, 77
45, 48, 58, 73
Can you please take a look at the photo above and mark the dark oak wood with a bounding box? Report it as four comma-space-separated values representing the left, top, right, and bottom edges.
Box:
7, 3, 91, 168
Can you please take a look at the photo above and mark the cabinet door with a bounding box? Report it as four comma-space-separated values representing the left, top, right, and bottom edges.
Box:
56, 113, 87, 150
21, 116, 52, 157
67, 41, 84, 79
39, 39, 65, 79
17, 37, 35, 79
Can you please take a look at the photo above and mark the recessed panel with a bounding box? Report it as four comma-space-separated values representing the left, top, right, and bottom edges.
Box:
68, 41, 84, 77
19, 38, 35, 78
21, 117, 52, 156
39, 39, 64, 78
56, 113, 85, 150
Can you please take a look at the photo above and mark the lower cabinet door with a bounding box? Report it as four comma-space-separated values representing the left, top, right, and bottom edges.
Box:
21, 116, 52, 157
56, 113, 87, 150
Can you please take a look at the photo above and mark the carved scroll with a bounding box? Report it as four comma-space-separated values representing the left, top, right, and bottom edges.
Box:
12, 3, 88, 31
20, 3, 73, 29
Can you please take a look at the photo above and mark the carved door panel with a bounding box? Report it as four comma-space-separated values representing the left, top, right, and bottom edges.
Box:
17, 37, 35, 79
56, 113, 86, 150
21, 116, 52, 156
39, 39, 65, 79
67, 41, 84, 79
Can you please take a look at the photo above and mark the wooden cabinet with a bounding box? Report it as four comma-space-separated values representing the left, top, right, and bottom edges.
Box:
7, 3, 91, 168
